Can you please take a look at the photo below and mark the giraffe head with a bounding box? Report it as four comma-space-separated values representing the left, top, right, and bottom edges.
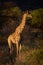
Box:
24, 10, 32, 18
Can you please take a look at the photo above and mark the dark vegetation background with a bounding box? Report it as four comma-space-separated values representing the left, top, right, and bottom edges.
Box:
0, 0, 43, 65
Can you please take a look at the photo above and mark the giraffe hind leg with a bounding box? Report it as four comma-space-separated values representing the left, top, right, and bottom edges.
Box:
8, 38, 12, 54
10, 39, 18, 56
12, 43, 17, 57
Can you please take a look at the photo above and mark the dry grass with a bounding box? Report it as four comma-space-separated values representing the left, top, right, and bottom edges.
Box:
0, 44, 43, 65
14, 46, 43, 65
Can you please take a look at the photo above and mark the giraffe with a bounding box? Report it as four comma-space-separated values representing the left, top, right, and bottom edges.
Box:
8, 10, 32, 56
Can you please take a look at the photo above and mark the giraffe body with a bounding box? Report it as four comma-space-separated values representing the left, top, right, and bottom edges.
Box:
8, 11, 32, 56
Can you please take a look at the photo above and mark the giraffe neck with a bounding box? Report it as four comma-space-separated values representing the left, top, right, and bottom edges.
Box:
15, 14, 27, 34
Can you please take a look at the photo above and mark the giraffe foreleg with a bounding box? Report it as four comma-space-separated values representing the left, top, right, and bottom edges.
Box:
16, 43, 18, 56
19, 44, 22, 54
